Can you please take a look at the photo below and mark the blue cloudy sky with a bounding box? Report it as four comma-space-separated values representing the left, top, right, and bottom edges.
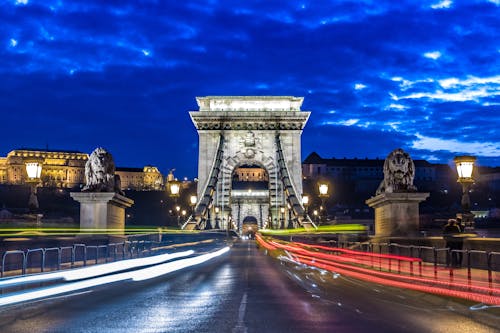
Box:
1, 0, 499, 178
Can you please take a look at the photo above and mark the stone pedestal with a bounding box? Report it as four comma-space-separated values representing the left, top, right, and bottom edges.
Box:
70, 192, 134, 232
366, 192, 429, 237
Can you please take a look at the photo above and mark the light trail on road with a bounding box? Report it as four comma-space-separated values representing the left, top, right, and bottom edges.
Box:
0, 247, 229, 307
257, 235, 500, 305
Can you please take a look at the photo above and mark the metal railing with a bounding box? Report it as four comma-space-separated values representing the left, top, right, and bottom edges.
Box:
1, 240, 156, 278
313, 239, 500, 284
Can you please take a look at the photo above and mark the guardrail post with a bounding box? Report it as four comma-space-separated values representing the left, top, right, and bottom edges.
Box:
122, 242, 127, 260
487, 252, 493, 287
433, 247, 438, 279
466, 249, 471, 283
57, 248, 62, 271
418, 247, 423, 277
41, 249, 46, 272
22, 251, 27, 275
449, 250, 454, 280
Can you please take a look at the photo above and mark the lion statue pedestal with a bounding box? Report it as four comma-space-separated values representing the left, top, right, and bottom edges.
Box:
366, 192, 429, 237
71, 148, 133, 233
366, 148, 429, 237
71, 192, 134, 231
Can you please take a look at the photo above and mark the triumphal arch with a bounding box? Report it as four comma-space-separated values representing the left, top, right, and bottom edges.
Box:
183, 96, 314, 232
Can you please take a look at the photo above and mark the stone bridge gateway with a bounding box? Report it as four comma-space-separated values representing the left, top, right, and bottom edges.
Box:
183, 96, 315, 232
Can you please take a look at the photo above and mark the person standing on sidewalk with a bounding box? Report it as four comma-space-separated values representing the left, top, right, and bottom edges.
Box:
443, 219, 463, 267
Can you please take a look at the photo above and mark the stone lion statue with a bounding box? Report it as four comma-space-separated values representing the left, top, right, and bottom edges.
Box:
376, 148, 417, 195
82, 147, 124, 195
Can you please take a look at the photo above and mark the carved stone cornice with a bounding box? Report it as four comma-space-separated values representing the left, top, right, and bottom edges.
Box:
190, 112, 310, 131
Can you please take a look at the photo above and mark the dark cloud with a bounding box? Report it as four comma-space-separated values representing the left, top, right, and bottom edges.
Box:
0, 0, 499, 177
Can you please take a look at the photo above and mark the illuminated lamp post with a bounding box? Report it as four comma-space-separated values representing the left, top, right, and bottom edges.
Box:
167, 178, 180, 227
190, 195, 197, 215
318, 183, 329, 226
280, 206, 285, 229
454, 156, 476, 233
181, 209, 187, 223
302, 195, 309, 221
287, 203, 294, 229
168, 180, 180, 198
214, 206, 220, 229
26, 162, 42, 211
313, 209, 318, 224
175, 205, 181, 227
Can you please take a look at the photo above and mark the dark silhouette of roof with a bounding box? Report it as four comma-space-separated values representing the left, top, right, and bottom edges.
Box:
303, 152, 438, 168
303, 152, 323, 164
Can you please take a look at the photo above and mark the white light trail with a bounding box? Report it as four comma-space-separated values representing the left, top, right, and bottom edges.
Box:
0, 247, 230, 307
0, 251, 194, 288
131, 247, 230, 281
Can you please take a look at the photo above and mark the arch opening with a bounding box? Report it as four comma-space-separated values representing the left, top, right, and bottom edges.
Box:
230, 163, 271, 232
242, 216, 258, 238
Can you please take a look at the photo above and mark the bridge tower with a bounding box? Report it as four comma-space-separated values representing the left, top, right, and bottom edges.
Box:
184, 96, 315, 231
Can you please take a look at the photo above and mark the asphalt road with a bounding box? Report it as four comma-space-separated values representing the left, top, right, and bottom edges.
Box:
0, 240, 499, 333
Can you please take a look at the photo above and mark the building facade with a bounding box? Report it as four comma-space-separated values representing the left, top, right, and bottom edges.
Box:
0, 148, 164, 191
302, 152, 454, 194
0, 149, 88, 188
116, 166, 164, 191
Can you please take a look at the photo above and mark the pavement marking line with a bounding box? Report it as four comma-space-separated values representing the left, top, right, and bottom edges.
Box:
233, 292, 248, 333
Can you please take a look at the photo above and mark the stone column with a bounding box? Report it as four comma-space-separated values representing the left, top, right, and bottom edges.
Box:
366, 192, 429, 237
70, 192, 134, 232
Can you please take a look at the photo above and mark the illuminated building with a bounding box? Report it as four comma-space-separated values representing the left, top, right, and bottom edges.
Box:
0, 148, 164, 191
0, 148, 87, 188
232, 166, 268, 182
116, 166, 164, 191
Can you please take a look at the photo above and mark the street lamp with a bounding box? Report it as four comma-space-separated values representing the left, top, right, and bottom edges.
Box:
214, 206, 220, 229
313, 209, 318, 224
190, 195, 197, 216
168, 180, 180, 198
318, 182, 329, 225
287, 203, 294, 229
175, 205, 181, 227
182, 209, 187, 223
280, 206, 285, 229
25, 162, 42, 211
454, 155, 476, 232
302, 195, 309, 220
166, 178, 181, 227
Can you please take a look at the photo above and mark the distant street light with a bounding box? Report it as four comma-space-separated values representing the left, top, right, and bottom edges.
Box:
454, 156, 476, 232
190, 195, 197, 216
302, 195, 309, 220
175, 205, 181, 227
168, 180, 180, 198
287, 203, 294, 229
166, 173, 181, 228
25, 162, 42, 211
214, 206, 220, 229
318, 182, 329, 225
280, 206, 285, 229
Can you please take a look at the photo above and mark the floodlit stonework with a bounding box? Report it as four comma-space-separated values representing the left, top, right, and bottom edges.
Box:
0, 148, 163, 191
0, 148, 87, 188
189, 96, 311, 231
